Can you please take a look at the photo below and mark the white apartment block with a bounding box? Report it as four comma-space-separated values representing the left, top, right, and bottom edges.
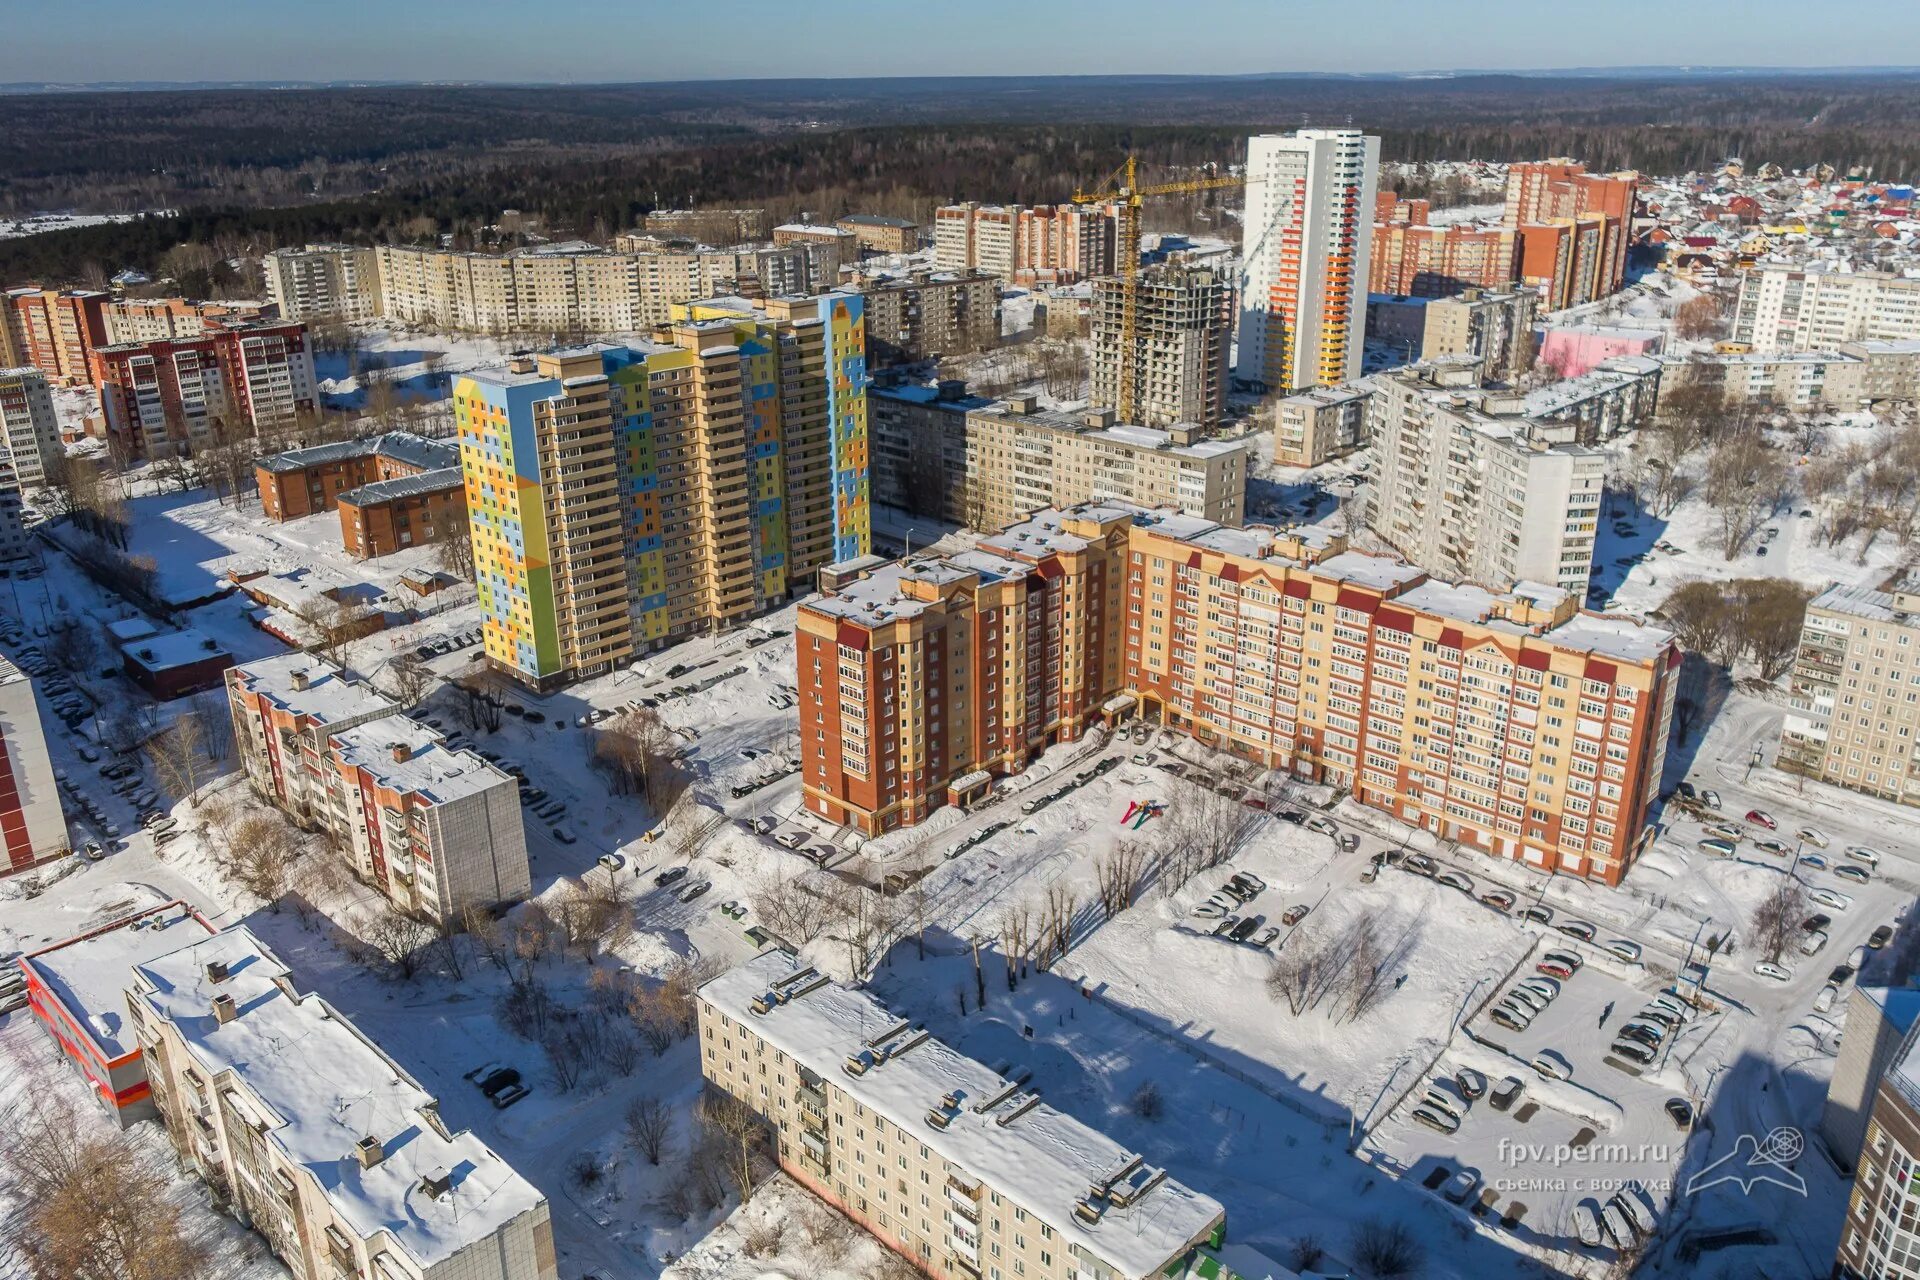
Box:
698, 951, 1226, 1280
1237, 129, 1379, 393
0, 654, 67, 875
1733, 264, 1920, 351
1781, 574, 1920, 806
963, 398, 1247, 530
0, 467, 32, 563
264, 244, 384, 323
0, 366, 65, 490
932, 203, 1120, 283
1273, 384, 1371, 467
1661, 341, 1920, 411
325, 715, 531, 922
227, 654, 398, 828
128, 927, 559, 1280
1360, 363, 1606, 597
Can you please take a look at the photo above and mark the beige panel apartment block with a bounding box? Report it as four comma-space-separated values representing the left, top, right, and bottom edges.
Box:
1781, 575, 1920, 805
1273, 384, 1371, 467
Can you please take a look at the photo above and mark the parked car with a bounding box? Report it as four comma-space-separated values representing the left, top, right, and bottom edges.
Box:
1518, 976, 1561, 1003
1229, 916, 1263, 943
1697, 838, 1737, 858
1800, 930, 1830, 957
1753, 961, 1794, 982
1616, 1020, 1665, 1048
1846, 845, 1883, 867
1870, 925, 1895, 950
550, 826, 576, 845
1810, 887, 1853, 911
679, 880, 711, 903
1605, 939, 1642, 964
1192, 901, 1227, 921
1435, 870, 1474, 894
1556, 920, 1597, 942
1797, 827, 1830, 849
1480, 889, 1516, 912
598, 853, 625, 873
1700, 789, 1722, 810
1253, 927, 1280, 948
1815, 984, 1841, 1014
477, 1067, 520, 1097
1745, 809, 1777, 830
1454, 1068, 1487, 1099
654, 866, 689, 888
1490, 1075, 1525, 1112
1443, 1169, 1480, 1204
1614, 1189, 1657, 1238
1411, 1104, 1460, 1135
1801, 913, 1832, 933
1752, 839, 1791, 857
1836, 864, 1872, 885
492, 1083, 529, 1109
1505, 986, 1549, 1015
1573, 1204, 1604, 1249
1280, 904, 1311, 926
80, 839, 104, 862
1704, 822, 1745, 842
1537, 951, 1583, 979
774, 830, 807, 850
1490, 1004, 1533, 1033
1531, 1050, 1572, 1081
1663, 1098, 1694, 1130
1404, 854, 1435, 877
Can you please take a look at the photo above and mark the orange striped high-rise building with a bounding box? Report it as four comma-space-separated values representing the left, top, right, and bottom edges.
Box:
1236, 129, 1379, 394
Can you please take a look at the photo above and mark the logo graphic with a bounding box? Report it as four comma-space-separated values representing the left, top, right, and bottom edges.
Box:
1685, 1126, 1808, 1198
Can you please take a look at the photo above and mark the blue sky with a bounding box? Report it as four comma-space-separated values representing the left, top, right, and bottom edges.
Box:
6, 0, 1917, 83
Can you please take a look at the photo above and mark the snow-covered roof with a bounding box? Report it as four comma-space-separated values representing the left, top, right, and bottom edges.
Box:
121, 627, 232, 674
105, 616, 159, 643
256, 431, 455, 476
1545, 612, 1677, 665
229, 652, 395, 726
702, 952, 1224, 1279
336, 466, 465, 507
23, 900, 215, 1060
327, 715, 512, 805
130, 928, 548, 1267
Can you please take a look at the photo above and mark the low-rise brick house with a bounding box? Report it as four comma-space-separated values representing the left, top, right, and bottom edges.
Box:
336, 466, 465, 559
254, 431, 456, 521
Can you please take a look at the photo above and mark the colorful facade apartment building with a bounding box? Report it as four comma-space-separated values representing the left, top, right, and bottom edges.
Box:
455, 292, 867, 690
798, 503, 1678, 885
127, 927, 560, 1280
0, 654, 67, 876
699, 951, 1227, 1280
18, 900, 216, 1126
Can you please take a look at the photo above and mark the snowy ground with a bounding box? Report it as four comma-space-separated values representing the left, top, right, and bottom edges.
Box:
0, 211, 154, 240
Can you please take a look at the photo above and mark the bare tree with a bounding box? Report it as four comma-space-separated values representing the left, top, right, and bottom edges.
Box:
144, 709, 212, 807
696, 1088, 771, 1202
1703, 430, 1788, 560
593, 706, 686, 812
1750, 876, 1809, 965
46, 621, 99, 674
624, 1094, 673, 1165
364, 906, 435, 980
224, 810, 296, 906
294, 593, 377, 668
434, 519, 474, 579
1350, 1216, 1424, 1278
751, 869, 837, 945
1038, 881, 1079, 967
382, 651, 435, 708
1095, 839, 1152, 919
462, 903, 509, 969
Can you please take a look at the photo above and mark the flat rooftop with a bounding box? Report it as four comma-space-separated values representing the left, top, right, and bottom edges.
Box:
23, 901, 215, 1059
121, 628, 232, 673
703, 952, 1223, 1279
230, 652, 394, 726
328, 714, 511, 805
131, 928, 546, 1267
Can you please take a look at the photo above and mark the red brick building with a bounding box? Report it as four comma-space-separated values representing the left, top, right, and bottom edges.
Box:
18, 900, 217, 1126
91, 318, 317, 458
255, 431, 465, 558
336, 465, 466, 559
1370, 196, 1523, 297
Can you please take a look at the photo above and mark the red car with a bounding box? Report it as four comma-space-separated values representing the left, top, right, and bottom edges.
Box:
1746, 809, 1778, 830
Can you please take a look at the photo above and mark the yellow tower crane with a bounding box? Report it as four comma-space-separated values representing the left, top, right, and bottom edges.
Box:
1072, 154, 1247, 423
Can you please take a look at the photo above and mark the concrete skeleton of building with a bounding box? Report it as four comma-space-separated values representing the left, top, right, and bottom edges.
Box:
1780, 574, 1920, 807
698, 949, 1227, 1280
90, 318, 318, 458
797, 501, 1677, 885
1238, 129, 1379, 394
0, 365, 66, 489
1357, 361, 1613, 598
0, 653, 67, 876
933, 202, 1123, 285
456, 293, 868, 689
226, 653, 531, 920
127, 927, 559, 1280
869, 386, 1246, 531
265, 239, 842, 334
254, 431, 465, 560
1091, 265, 1232, 429
850, 269, 1000, 367
1734, 263, 1920, 351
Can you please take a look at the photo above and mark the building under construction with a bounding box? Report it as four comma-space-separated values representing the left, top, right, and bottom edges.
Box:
1091, 264, 1232, 428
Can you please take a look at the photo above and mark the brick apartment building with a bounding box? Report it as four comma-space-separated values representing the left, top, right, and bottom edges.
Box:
797, 502, 1677, 885
851, 269, 999, 366
933, 202, 1122, 284
0, 654, 68, 876
226, 655, 530, 921
699, 951, 1226, 1280
255, 431, 464, 558
102, 297, 270, 343
4, 287, 109, 386
17, 900, 216, 1126
127, 927, 559, 1280
91, 319, 317, 457
1370, 195, 1522, 298
836, 213, 920, 255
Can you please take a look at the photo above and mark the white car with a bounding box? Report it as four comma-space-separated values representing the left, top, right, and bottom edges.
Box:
1531, 1050, 1572, 1081
1846, 845, 1883, 866
1573, 1203, 1603, 1249
1613, 1188, 1657, 1237
1810, 887, 1853, 911
1605, 939, 1642, 964
1796, 826, 1830, 849
1753, 961, 1794, 982
1518, 975, 1562, 1002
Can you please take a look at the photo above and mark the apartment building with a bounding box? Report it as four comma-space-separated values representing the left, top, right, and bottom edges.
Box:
4, 287, 109, 385
959, 398, 1246, 531
1358, 362, 1607, 598
263, 243, 383, 322
102, 297, 269, 344
1833, 1012, 1920, 1280
852, 269, 999, 366
1517, 214, 1616, 313
1273, 384, 1371, 467
698, 951, 1226, 1280
227, 653, 398, 827
214, 319, 318, 430
870, 379, 992, 522
0, 654, 67, 876
932, 202, 1121, 284
1505, 161, 1638, 305
0, 366, 65, 488
774, 222, 860, 271
336, 466, 466, 559
1370, 197, 1522, 298
1780, 574, 1920, 806
127, 928, 559, 1280
90, 319, 316, 457
1733, 264, 1920, 351
1421, 287, 1538, 383
798, 501, 1678, 884
1824, 983, 1920, 1172
325, 715, 530, 921
18, 900, 216, 1126
1091, 265, 1232, 428
1238, 129, 1380, 393
0, 465, 32, 563
836, 213, 920, 255
456, 293, 868, 688
644, 207, 768, 243
255, 430, 455, 519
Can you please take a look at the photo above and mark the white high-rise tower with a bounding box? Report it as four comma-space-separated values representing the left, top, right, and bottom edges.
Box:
1236, 128, 1380, 393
